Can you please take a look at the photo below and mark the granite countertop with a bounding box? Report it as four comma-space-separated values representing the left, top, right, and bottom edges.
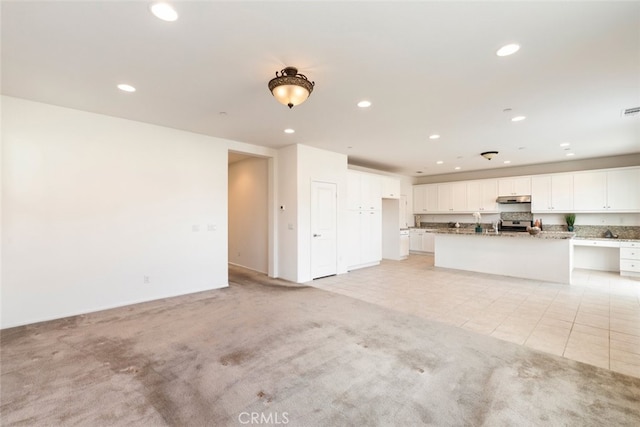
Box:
432, 228, 576, 240
573, 236, 640, 243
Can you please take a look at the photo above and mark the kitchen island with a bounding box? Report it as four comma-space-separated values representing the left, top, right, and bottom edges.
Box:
433, 229, 575, 284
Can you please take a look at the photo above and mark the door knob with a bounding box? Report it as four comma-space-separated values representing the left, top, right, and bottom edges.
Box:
313, 234, 321, 237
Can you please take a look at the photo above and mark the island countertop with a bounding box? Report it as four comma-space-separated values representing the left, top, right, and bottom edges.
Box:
431, 228, 575, 240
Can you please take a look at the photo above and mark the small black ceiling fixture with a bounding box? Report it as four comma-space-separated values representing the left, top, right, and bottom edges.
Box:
268, 67, 315, 108
481, 151, 499, 160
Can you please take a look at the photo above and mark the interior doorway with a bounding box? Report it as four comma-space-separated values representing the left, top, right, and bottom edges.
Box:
311, 181, 338, 279
228, 151, 270, 274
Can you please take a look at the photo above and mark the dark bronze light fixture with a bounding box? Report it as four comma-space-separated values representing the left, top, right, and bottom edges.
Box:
481, 151, 499, 160
268, 67, 315, 108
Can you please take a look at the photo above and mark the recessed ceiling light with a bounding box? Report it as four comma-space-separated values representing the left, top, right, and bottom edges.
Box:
454, 166, 461, 170
511, 116, 526, 122
436, 160, 444, 165
416, 171, 423, 174
566, 152, 575, 157
503, 160, 511, 164
284, 128, 295, 134
429, 134, 440, 140
496, 43, 520, 57
357, 100, 372, 108
518, 146, 526, 150
117, 84, 136, 92
560, 142, 570, 147
150, 3, 178, 22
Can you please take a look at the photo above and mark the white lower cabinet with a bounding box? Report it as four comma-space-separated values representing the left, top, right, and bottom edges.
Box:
409, 229, 434, 253
347, 209, 382, 270
620, 241, 640, 277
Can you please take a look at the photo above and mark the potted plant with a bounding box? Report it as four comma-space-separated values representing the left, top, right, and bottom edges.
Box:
472, 212, 482, 233
565, 213, 576, 232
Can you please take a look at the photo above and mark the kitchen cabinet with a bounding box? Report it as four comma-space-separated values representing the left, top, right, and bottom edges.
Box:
413, 184, 437, 213
409, 229, 424, 251
466, 179, 498, 212
498, 176, 531, 196
347, 170, 383, 270
573, 168, 640, 212
347, 209, 382, 269
531, 174, 573, 212
381, 176, 401, 199
620, 241, 640, 278
348, 171, 382, 210
437, 182, 467, 212
409, 229, 434, 252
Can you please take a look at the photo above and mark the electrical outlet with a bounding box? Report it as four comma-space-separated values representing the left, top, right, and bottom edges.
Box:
144, 276, 150, 284
192, 225, 200, 232
207, 224, 216, 231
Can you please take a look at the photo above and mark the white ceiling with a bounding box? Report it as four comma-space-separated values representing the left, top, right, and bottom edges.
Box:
2, 1, 639, 176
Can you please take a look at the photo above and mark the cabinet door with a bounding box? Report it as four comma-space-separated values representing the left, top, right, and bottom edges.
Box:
531, 176, 552, 211
409, 230, 423, 251
607, 168, 640, 210
361, 210, 382, 262
346, 210, 362, 266
513, 177, 531, 196
361, 173, 382, 210
452, 182, 467, 212
551, 174, 573, 211
381, 177, 401, 199
574, 171, 607, 211
498, 177, 531, 196
437, 183, 453, 212
467, 181, 482, 211
425, 184, 438, 212
480, 179, 498, 211
413, 185, 427, 213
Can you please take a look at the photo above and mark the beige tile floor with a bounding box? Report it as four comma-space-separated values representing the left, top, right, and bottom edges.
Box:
308, 254, 640, 378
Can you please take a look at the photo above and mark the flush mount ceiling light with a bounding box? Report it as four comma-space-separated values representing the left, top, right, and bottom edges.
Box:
117, 84, 136, 92
150, 3, 178, 21
481, 151, 499, 160
268, 67, 314, 109
496, 43, 520, 57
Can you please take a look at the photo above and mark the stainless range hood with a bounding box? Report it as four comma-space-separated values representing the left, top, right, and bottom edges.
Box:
496, 195, 531, 204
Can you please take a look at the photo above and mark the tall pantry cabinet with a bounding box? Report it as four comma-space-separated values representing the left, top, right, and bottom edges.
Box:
346, 171, 382, 270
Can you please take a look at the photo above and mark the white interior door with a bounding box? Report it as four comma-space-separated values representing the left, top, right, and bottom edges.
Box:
311, 181, 337, 279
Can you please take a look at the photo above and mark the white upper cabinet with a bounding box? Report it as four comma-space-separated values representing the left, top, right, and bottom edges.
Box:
413, 184, 437, 213
467, 179, 498, 212
437, 182, 467, 212
347, 171, 382, 210
607, 168, 640, 211
573, 168, 640, 212
531, 174, 573, 212
498, 176, 531, 196
381, 176, 401, 199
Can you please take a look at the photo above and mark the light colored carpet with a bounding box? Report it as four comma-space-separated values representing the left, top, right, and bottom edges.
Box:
2, 266, 639, 426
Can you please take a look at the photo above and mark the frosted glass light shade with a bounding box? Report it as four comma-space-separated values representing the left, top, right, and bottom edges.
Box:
268, 67, 314, 108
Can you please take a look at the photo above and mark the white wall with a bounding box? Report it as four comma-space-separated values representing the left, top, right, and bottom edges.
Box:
277, 144, 348, 283
228, 157, 269, 273
1, 97, 230, 328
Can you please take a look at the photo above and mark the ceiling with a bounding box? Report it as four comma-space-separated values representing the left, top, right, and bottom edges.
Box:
2, 1, 639, 176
